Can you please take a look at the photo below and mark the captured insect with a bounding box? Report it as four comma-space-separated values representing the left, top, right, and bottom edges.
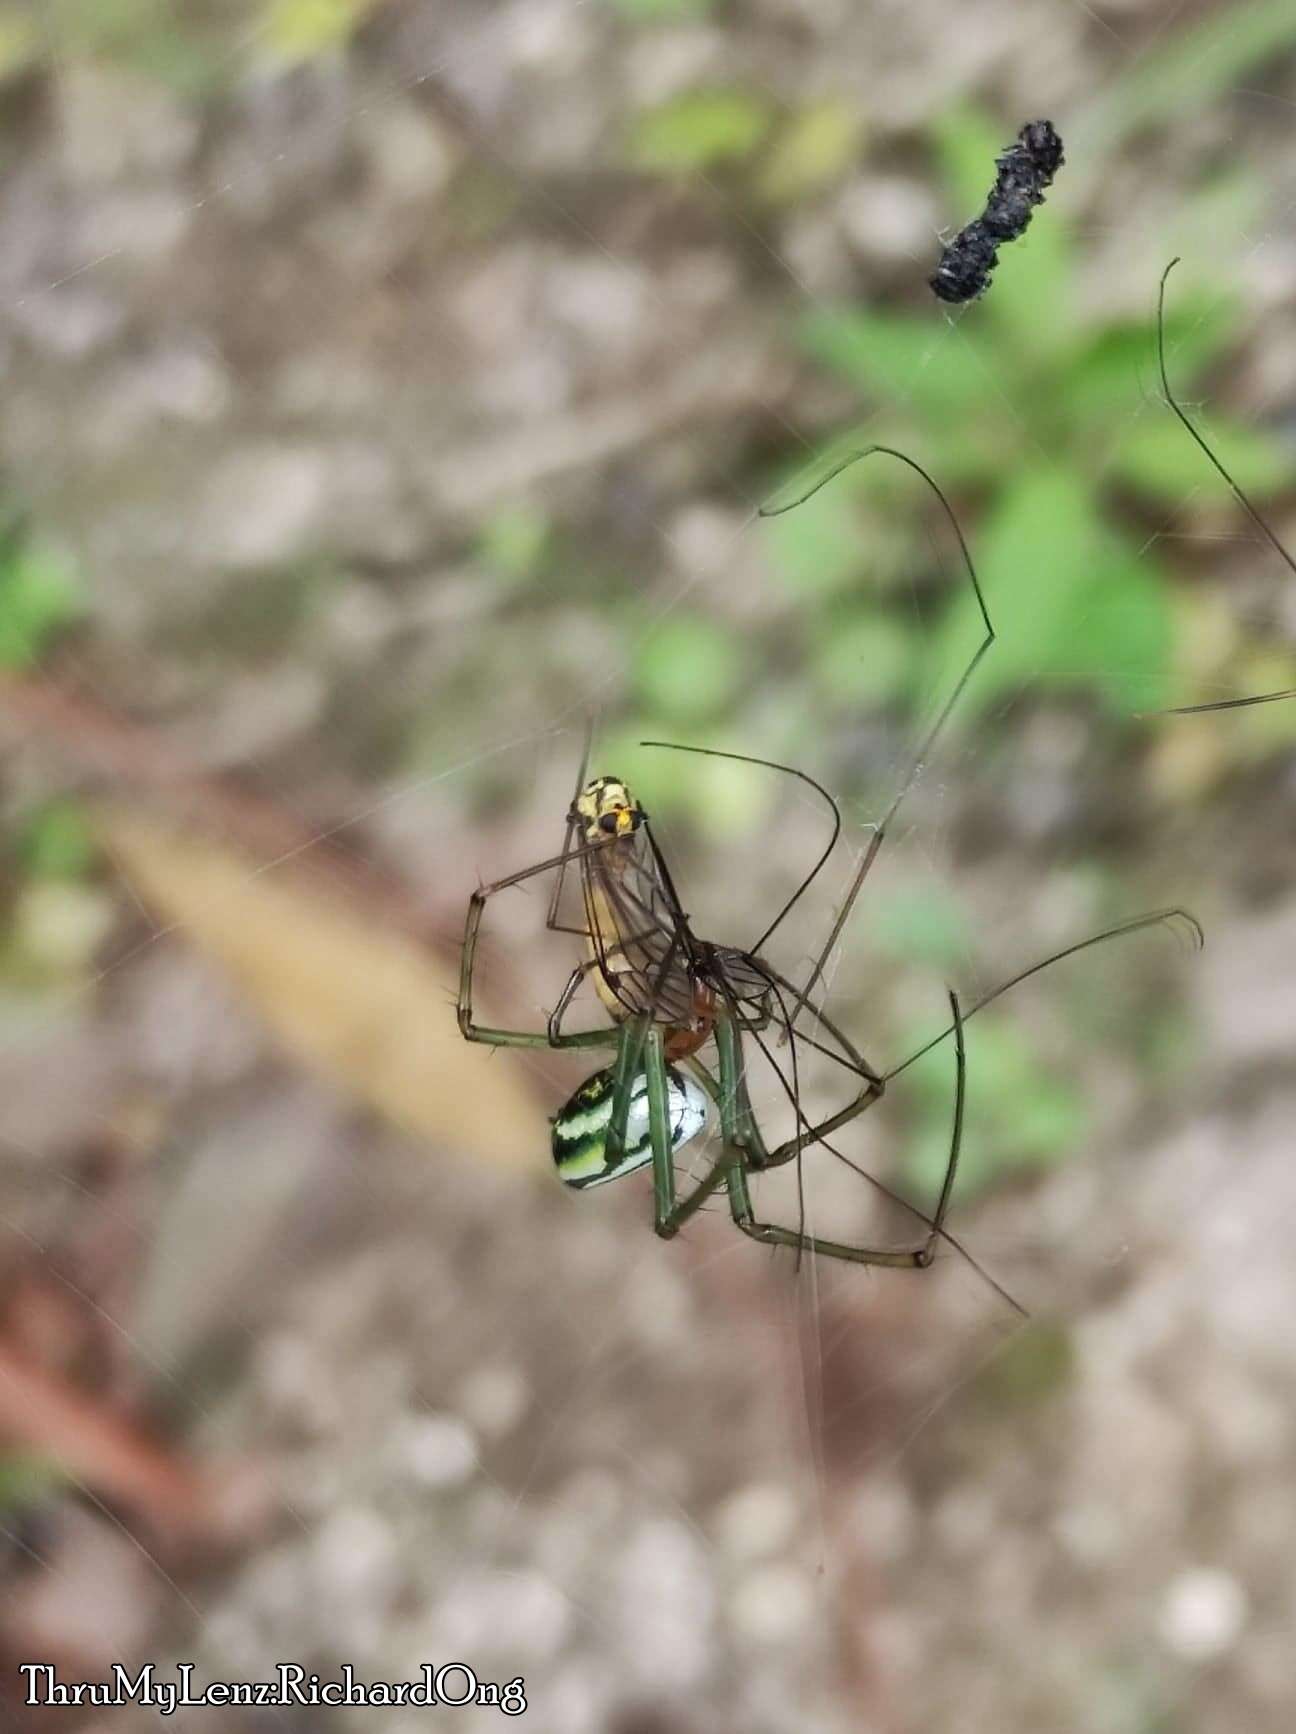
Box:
1151, 257, 1296, 716
459, 745, 977, 1275
458, 448, 1202, 1284
930, 119, 1065, 305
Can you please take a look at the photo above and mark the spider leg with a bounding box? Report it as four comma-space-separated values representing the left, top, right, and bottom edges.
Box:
724, 992, 968, 1270
544, 814, 593, 937
763, 446, 995, 1025
719, 962, 1021, 1303
713, 1012, 771, 1165
602, 914, 690, 1166
693, 952, 884, 1177
759, 966, 883, 1084
1145, 260, 1296, 715
720, 994, 1024, 1308
638, 740, 843, 954
1152, 687, 1296, 715
544, 721, 596, 933
645, 1028, 735, 1237
744, 986, 884, 1173
458, 836, 623, 1049
602, 1013, 651, 1167
547, 920, 677, 1043
884, 907, 1203, 1083
547, 958, 602, 1043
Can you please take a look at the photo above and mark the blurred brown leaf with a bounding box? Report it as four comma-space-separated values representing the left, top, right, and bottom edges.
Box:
98, 809, 543, 1170
0, 1342, 204, 1535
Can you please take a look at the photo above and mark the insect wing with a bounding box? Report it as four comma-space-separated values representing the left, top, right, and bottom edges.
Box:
578, 822, 697, 1025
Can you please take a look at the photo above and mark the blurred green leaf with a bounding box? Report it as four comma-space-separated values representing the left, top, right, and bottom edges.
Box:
478, 505, 550, 583
1057, 298, 1238, 427
595, 727, 772, 841
1092, 0, 1296, 145
937, 468, 1097, 706
974, 1322, 1074, 1408
1149, 289, 1247, 390
772, 109, 1277, 727
632, 615, 742, 723
263, 0, 378, 61
977, 205, 1072, 356
0, 1452, 64, 1515
903, 1015, 1087, 1198
1055, 325, 1153, 427
0, 7, 41, 79
606, 0, 717, 17
1075, 537, 1176, 714
757, 101, 864, 204
40, 0, 230, 89
811, 609, 914, 707
1167, 171, 1268, 266
5, 879, 115, 982
872, 884, 971, 971
932, 108, 1010, 221
798, 308, 985, 421
16, 801, 97, 882
760, 463, 870, 596
590, 722, 682, 813
936, 468, 1172, 716
446, 165, 524, 240
43, 0, 162, 55
630, 89, 773, 174
1175, 648, 1296, 751
674, 748, 773, 845
0, 539, 85, 670
1109, 414, 1292, 505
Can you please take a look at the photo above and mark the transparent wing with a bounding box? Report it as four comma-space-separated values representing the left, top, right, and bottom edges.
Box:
578, 821, 699, 1025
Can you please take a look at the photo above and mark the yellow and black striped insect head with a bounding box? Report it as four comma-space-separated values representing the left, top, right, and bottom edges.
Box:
573, 776, 645, 844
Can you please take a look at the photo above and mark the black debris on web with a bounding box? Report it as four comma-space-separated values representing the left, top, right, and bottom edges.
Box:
929, 119, 1065, 305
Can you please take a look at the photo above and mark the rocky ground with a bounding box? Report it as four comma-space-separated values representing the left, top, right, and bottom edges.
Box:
3, 2, 1296, 1730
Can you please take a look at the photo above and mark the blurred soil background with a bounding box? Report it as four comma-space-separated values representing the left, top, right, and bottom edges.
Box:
2, 1, 1296, 1730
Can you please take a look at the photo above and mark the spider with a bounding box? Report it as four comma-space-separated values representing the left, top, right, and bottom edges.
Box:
459, 748, 976, 1274
1151, 257, 1296, 716
458, 449, 1202, 1280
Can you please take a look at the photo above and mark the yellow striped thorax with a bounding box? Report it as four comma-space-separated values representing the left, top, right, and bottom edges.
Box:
572, 776, 644, 844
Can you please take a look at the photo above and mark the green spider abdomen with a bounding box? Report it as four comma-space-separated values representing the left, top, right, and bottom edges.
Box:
552, 1064, 708, 1189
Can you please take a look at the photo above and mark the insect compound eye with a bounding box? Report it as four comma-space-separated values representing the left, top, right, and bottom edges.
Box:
598, 813, 620, 834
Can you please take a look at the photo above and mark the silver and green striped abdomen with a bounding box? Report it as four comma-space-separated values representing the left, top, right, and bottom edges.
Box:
552, 1065, 708, 1189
